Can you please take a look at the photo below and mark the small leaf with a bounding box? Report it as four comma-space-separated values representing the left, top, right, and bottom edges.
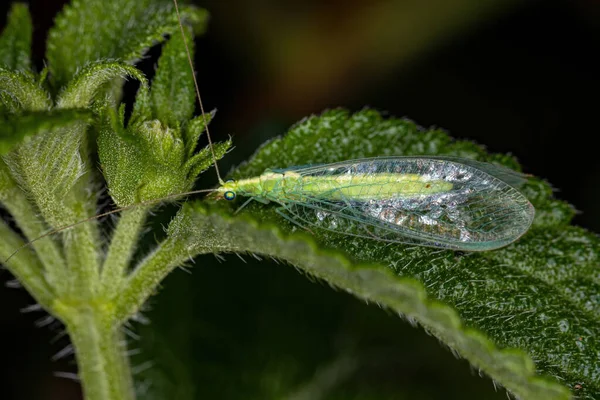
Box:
129, 84, 152, 127
150, 23, 196, 127
47, 0, 208, 90
184, 139, 232, 179
184, 110, 215, 158
163, 109, 595, 398
0, 109, 92, 154
56, 61, 147, 108
97, 124, 146, 206
0, 3, 33, 71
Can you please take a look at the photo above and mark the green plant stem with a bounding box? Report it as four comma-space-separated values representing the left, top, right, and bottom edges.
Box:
101, 206, 149, 298
0, 183, 67, 290
64, 223, 99, 296
64, 194, 100, 298
64, 309, 135, 400
0, 219, 55, 309
115, 237, 190, 323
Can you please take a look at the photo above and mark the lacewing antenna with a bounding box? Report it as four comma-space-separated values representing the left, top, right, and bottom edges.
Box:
172, 0, 224, 185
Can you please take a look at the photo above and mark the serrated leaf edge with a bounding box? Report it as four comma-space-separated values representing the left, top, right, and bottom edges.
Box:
189, 202, 572, 400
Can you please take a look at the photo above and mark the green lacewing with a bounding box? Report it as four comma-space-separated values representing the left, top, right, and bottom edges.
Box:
215, 156, 535, 251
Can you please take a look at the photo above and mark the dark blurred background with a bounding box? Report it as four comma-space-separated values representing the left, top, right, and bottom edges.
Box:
1, 0, 599, 399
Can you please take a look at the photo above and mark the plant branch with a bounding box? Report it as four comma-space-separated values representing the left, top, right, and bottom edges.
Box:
63, 196, 101, 299
0, 171, 67, 291
101, 206, 149, 298
0, 219, 55, 309
114, 237, 192, 323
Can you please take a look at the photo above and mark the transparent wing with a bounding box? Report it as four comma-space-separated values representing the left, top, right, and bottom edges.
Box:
271, 157, 535, 251
273, 156, 530, 187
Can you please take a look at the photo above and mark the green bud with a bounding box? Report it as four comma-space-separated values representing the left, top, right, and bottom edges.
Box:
98, 108, 230, 207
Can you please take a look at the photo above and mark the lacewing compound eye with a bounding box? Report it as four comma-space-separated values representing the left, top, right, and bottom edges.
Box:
224, 191, 236, 201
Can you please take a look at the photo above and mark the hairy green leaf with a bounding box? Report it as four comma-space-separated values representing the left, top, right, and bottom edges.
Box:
0, 68, 51, 111
0, 3, 32, 71
184, 111, 215, 158
56, 61, 147, 108
2, 111, 93, 227
46, 0, 208, 90
150, 22, 196, 127
136, 258, 513, 400
161, 109, 594, 399
0, 108, 92, 154
184, 139, 231, 181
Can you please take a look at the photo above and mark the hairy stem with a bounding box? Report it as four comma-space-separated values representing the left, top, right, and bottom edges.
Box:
64, 308, 135, 400
0, 187, 67, 289
64, 223, 99, 296
101, 207, 149, 298
64, 193, 101, 298
0, 219, 55, 309
114, 237, 192, 323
